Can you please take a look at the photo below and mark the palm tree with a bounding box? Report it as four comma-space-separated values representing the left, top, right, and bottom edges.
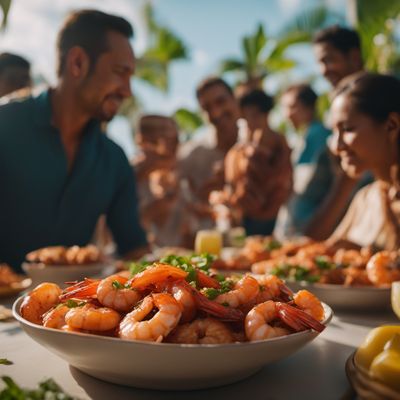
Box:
0, 0, 11, 29
219, 6, 342, 91
135, 2, 188, 92
346, 0, 400, 74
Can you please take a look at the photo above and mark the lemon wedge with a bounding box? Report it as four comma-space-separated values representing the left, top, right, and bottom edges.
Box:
194, 230, 222, 256
391, 281, 400, 319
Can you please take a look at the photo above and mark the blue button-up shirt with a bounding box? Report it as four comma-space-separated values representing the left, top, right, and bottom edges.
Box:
0, 90, 147, 271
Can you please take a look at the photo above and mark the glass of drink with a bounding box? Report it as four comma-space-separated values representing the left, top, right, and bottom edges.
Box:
194, 230, 222, 256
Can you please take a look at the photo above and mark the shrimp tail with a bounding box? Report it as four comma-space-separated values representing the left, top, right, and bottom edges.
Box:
276, 302, 325, 333
196, 270, 221, 289
275, 282, 293, 302
178, 280, 243, 322
59, 279, 99, 301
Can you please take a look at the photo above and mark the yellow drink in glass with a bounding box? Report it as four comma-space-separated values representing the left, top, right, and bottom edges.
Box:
194, 230, 222, 256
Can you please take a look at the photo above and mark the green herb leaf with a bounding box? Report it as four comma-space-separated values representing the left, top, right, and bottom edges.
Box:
129, 261, 150, 276
0, 359, 12, 365
265, 239, 282, 251
112, 280, 124, 290
314, 256, 335, 270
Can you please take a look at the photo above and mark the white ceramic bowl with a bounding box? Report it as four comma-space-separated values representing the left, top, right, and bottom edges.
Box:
22, 262, 115, 288
13, 297, 332, 390
287, 281, 390, 311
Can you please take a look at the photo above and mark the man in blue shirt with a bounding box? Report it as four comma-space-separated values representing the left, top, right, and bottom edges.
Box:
0, 10, 148, 271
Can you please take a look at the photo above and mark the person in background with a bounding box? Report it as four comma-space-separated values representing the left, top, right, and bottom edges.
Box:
300, 25, 371, 240
328, 73, 400, 251
278, 84, 331, 235
180, 77, 291, 241
235, 89, 292, 235
133, 115, 193, 248
178, 77, 239, 233
0, 10, 148, 271
0, 52, 31, 98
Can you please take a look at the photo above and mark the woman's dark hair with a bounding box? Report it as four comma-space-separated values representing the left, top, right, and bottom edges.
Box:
333, 72, 400, 123
57, 9, 133, 76
239, 89, 274, 113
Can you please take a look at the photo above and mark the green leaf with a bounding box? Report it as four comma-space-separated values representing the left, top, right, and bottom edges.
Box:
173, 108, 203, 134
220, 58, 245, 73
0, 359, 12, 365
264, 239, 282, 252
0, 0, 12, 30
129, 261, 150, 276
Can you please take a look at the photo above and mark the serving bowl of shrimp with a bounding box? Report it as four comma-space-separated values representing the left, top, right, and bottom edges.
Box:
13, 256, 332, 390
22, 245, 115, 287
252, 246, 397, 311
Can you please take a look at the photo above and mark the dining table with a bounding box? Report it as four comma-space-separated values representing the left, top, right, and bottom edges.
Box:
1, 293, 398, 400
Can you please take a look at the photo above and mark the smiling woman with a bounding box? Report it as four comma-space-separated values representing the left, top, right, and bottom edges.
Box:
327, 72, 400, 251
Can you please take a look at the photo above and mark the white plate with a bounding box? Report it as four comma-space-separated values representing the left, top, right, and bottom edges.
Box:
0, 277, 32, 298
22, 262, 115, 288
286, 281, 390, 311
13, 297, 332, 390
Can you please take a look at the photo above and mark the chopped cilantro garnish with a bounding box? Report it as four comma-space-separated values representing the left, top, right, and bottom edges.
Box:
112, 280, 124, 290
160, 255, 197, 283
265, 239, 282, 251
65, 299, 85, 308
0, 359, 12, 365
129, 261, 150, 276
314, 256, 335, 270
0, 376, 76, 399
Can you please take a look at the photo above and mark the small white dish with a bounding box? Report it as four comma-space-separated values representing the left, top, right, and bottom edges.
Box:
22, 262, 115, 288
286, 281, 390, 311
13, 297, 332, 390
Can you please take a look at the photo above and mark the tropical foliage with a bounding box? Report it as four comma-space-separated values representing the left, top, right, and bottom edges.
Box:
135, 2, 188, 92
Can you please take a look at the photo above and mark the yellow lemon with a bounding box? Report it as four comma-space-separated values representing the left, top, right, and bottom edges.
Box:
391, 281, 400, 319
194, 230, 222, 256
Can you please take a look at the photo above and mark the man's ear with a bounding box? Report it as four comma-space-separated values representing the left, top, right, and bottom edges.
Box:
65, 46, 90, 80
387, 112, 400, 145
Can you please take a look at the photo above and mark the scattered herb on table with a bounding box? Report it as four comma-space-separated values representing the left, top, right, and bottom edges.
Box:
0, 376, 77, 399
0, 359, 12, 366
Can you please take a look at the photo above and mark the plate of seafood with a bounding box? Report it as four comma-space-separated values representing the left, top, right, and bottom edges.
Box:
0, 264, 31, 297
22, 245, 115, 287
251, 242, 396, 310
13, 256, 332, 390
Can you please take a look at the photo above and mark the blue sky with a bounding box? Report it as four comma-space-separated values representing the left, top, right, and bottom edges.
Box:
0, 0, 347, 155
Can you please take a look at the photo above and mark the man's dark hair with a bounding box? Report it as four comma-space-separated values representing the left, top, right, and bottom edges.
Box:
0, 53, 30, 76
313, 25, 361, 53
283, 83, 317, 109
57, 9, 134, 76
239, 89, 274, 113
196, 76, 233, 99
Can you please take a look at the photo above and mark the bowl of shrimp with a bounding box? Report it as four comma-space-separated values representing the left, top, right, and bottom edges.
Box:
22, 245, 115, 287
13, 257, 332, 390
252, 247, 397, 311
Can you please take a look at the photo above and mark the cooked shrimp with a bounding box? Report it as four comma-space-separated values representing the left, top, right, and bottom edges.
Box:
129, 263, 187, 290
20, 282, 62, 325
42, 304, 69, 329
245, 300, 290, 341
167, 318, 234, 344
366, 251, 400, 286
251, 259, 279, 274
166, 280, 196, 323
119, 293, 182, 342
97, 275, 142, 312
256, 275, 293, 303
215, 275, 259, 308
334, 249, 368, 268
293, 290, 324, 322
65, 303, 121, 331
